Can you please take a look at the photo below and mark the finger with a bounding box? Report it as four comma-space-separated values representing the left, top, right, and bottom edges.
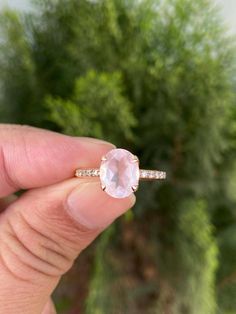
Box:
41, 298, 56, 314
0, 124, 114, 198
0, 195, 18, 213
0, 178, 136, 314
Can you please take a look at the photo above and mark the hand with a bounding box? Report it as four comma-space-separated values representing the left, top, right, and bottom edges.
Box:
0, 125, 135, 314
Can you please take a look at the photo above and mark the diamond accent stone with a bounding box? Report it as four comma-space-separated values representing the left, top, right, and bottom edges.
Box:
75, 169, 100, 177
100, 148, 140, 198
139, 170, 166, 179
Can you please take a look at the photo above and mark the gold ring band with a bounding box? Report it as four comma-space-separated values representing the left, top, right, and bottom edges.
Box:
75, 169, 166, 180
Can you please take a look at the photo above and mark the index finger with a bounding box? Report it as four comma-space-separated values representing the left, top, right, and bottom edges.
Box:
0, 124, 114, 197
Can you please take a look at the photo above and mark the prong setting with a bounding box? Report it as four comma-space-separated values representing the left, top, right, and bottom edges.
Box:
132, 155, 139, 163
131, 185, 139, 192
101, 156, 107, 161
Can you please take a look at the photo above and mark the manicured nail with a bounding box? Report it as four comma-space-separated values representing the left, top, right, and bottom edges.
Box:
66, 182, 135, 229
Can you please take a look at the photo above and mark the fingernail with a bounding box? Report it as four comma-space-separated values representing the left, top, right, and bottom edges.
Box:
66, 182, 135, 229
77, 137, 116, 148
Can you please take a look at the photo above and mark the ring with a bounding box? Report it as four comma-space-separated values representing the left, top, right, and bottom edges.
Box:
75, 148, 166, 199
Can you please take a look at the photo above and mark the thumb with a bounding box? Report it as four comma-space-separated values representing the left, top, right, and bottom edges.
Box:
0, 178, 135, 314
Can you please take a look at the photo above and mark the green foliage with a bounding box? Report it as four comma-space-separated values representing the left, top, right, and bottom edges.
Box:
86, 200, 218, 314
55, 296, 72, 314
46, 70, 136, 143
85, 226, 115, 314
0, 10, 38, 123
217, 225, 236, 313
0, 0, 236, 313
173, 199, 218, 314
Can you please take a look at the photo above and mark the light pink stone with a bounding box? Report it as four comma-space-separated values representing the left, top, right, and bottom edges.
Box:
100, 148, 140, 198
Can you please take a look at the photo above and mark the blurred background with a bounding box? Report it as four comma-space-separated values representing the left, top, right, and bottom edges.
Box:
0, 0, 236, 313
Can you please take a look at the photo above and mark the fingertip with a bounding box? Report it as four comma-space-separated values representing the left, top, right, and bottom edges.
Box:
129, 192, 136, 207
66, 181, 136, 230
77, 136, 116, 148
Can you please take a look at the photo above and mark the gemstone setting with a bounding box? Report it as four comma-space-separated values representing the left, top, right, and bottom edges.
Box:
99, 148, 140, 198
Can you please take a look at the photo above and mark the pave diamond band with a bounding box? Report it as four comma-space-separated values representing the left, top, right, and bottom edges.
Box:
75, 169, 166, 180
75, 169, 100, 177
139, 169, 166, 180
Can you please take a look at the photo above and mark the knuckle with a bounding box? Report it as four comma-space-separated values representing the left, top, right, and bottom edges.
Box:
33, 195, 98, 251
0, 210, 75, 282
0, 145, 18, 191
0, 189, 99, 283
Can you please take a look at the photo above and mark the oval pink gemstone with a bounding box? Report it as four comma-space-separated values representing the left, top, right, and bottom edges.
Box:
100, 148, 140, 198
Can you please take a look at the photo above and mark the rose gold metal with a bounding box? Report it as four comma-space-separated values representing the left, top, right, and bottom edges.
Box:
75, 169, 166, 180
132, 155, 139, 163
132, 185, 139, 192
139, 169, 166, 180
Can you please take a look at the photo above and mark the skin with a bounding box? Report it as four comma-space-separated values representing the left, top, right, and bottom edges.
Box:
0, 125, 136, 314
